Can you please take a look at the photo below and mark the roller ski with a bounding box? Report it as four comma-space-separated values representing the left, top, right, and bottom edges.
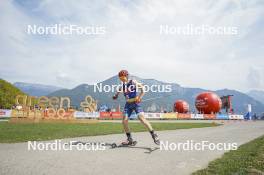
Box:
121, 138, 137, 146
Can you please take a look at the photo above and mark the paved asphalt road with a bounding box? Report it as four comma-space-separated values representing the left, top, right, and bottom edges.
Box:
0, 121, 264, 175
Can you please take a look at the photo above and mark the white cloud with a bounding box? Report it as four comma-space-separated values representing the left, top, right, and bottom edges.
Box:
0, 0, 263, 92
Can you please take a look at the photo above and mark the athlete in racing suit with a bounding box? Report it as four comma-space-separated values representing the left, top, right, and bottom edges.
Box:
113, 70, 160, 145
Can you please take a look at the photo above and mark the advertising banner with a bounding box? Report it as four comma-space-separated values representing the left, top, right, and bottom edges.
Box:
144, 113, 163, 119
99, 112, 111, 119
162, 113, 178, 119
229, 115, 244, 120
74, 111, 99, 118
216, 114, 229, 120
0, 109, 12, 118
191, 114, 204, 119
111, 112, 123, 119
203, 114, 216, 119
177, 113, 191, 119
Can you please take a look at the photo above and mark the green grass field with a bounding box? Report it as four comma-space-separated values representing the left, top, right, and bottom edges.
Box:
193, 135, 264, 175
0, 121, 219, 143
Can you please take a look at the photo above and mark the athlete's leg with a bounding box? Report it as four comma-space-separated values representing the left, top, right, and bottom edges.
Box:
134, 102, 153, 131
136, 104, 160, 145
138, 113, 160, 144
122, 103, 131, 133
122, 103, 134, 144
122, 115, 130, 133
138, 113, 153, 131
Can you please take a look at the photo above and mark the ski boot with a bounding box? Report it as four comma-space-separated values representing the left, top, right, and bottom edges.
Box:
121, 138, 137, 146
152, 133, 160, 145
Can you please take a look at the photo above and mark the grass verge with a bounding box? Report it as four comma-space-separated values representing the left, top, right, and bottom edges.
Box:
193, 135, 264, 175
0, 121, 219, 143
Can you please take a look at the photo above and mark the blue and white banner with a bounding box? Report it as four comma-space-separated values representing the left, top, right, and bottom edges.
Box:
229, 114, 244, 120
191, 114, 204, 119
216, 114, 229, 120
74, 111, 99, 118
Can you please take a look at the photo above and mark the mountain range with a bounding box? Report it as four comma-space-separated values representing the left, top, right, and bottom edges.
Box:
13, 82, 63, 96
247, 90, 264, 105
45, 75, 264, 115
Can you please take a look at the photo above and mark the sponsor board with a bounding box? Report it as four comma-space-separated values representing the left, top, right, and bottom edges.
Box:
216, 114, 229, 120
229, 115, 244, 120
99, 112, 123, 119
99, 112, 111, 119
177, 113, 191, 119
0, 109, 12, 118
203, 114, 216, 119
191, 114, 204, 119
144, 113, 163, 119
111, 112, 123, 119
162, 113, 178, 119
74, 111, 99, 118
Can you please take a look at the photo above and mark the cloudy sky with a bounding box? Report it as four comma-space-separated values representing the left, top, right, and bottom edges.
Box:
0, 0, 263, 92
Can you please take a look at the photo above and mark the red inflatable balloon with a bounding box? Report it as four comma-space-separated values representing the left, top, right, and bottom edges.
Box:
195, 92, 222, 114
174, 100, 189, 113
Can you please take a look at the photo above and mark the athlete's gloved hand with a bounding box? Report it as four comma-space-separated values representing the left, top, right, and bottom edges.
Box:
112, 94, 118, 100
135, 96, 141, 103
